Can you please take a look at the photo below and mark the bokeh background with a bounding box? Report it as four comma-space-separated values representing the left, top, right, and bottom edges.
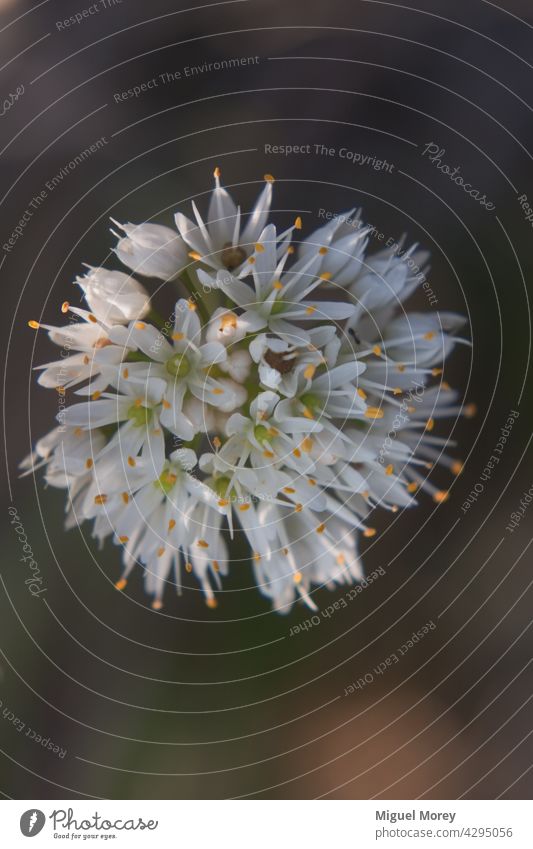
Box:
1, 0, 532, 799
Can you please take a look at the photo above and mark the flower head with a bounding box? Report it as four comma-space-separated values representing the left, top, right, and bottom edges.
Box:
23, 173, 469, 612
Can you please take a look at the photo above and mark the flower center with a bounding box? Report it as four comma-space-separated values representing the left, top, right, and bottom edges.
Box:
127, 404, 153, 427
213, 476, 232, 498
263, 348, 294, 374
221, 243, 247, 270
166, 353, 191, 378
156, 469, 178, 494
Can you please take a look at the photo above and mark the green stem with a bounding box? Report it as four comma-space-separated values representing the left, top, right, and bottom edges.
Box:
147, 308, 167, 330
126, 351, 153, 363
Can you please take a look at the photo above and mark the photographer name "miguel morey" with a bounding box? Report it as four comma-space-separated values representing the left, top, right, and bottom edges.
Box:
376, 810, 456, 824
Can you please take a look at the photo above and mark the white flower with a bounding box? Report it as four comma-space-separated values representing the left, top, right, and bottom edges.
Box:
249, 325, 339, 397
61, 376, 168, 482
116, 299, 242, 440
76, 267, 151, 324
23, 172, 470, 612
198, 223, 355, 344
29, 307, 131, 395
108, 449, 226, 609
112, 220, 189, 281
175, 168, 275, 272
299, 208, 370, 286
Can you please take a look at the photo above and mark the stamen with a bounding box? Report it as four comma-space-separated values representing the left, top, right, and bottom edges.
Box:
61, 301, 70, 313
363, 528, 376, 538
115, 578, 127, 590
365, 407, 384, 419
28, 320, 40, 329
94, 494, 107, 505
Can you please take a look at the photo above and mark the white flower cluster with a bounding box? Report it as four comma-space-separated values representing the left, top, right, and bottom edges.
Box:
24, 170, 471, 613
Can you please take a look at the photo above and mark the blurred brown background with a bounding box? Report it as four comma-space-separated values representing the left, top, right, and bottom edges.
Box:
1, 0, 532, 799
